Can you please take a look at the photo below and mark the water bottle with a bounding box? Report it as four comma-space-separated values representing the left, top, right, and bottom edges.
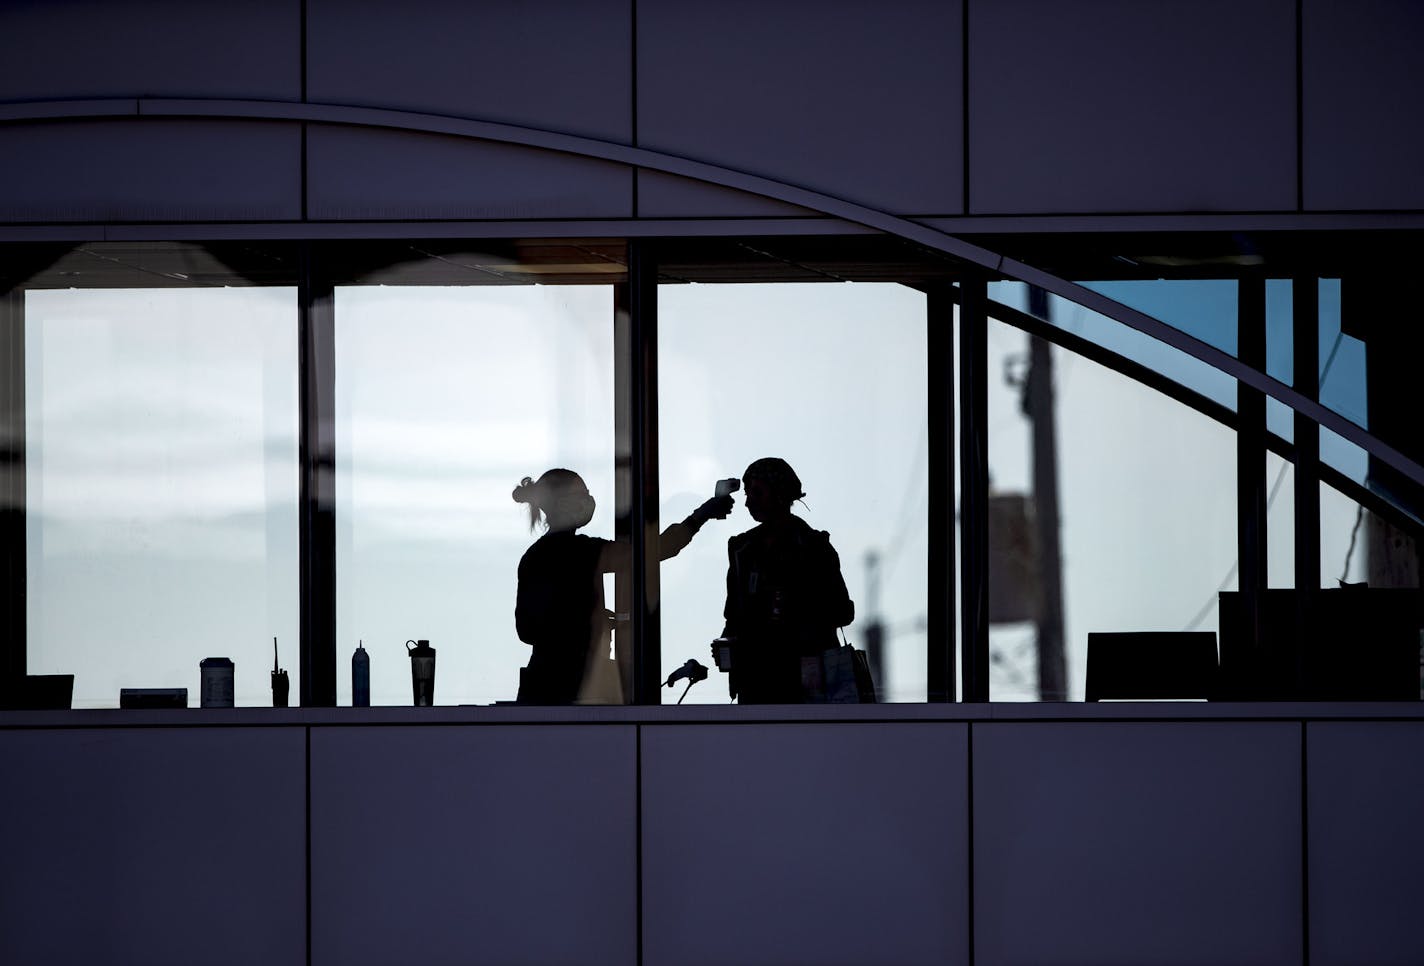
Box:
407, 639, 436, 707
352, 641, 370, 707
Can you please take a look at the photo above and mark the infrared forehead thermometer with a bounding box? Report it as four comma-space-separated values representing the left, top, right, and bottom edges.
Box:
716, 478, 740, 498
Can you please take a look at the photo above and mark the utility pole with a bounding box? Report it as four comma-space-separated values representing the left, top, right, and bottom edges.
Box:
1026, 287, 1068, 700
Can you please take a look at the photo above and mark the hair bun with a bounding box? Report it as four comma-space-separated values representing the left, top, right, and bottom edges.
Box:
512, 476, 535, 503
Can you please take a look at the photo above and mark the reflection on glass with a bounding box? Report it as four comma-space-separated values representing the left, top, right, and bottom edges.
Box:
1265, 278, 1293, 384
659, 282, 928, 703
988, 280, 1236, 412
1317, 278, 1368, 430
1321, 480, 1418, 591
1319, 481, 1419, 701
26, 287, 299, 708
1266, 397, 1294, 445
335, 284, 614, 706
1260, 437, 1415, 592
1321, 428, 1370, 490
1081, 279, 1238, 356
1322, 480, 1371, 588
1266, 452, 1295, 588
986, 317, 1236, 701
1265, 279, 1294, 443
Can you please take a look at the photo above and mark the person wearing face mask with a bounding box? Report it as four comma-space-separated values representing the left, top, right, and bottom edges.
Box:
719, 457, 855, 703
511, 468, 732, 705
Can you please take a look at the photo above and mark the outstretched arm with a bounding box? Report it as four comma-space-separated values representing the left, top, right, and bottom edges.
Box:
596, 494, 734, 573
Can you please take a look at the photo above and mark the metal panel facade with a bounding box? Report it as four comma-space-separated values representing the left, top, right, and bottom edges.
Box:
0, 119, 302, 223
3, 0, 1422, 221
641, 722, 971, 966
969, 0, 1298, 215
309, 725, 638, 966
305, 125, 634, 221
0, 0, 300, 102
973, 721, 1302, 966
636, 0, 964, 217
0, 727, 307, 966
306, 0, 631, 142
1307, 721, 1424, 966
1302, 0, 1424, 211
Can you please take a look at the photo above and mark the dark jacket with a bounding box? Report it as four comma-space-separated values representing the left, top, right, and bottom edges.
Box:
722, 515, 854, 702
515, 531, 609, 704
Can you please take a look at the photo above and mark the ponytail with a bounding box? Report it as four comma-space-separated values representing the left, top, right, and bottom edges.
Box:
511, 476, 542, 531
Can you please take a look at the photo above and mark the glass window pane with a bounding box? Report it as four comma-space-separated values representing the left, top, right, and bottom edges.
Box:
986, 317, 1236, 701
1322, 480, 1420, 701
1322, 478, 1372, 588
988, 280, 1236, 412
335, 282, 616, 707
1321, 428, 1370, 492
1265, 278, 1293, 385
1081, 279, 1238, 356
26, 285, 299, 708
1266, 451, 1295, 589
1265, 278, 1294, 443
658, 282, 928, 703
1317, 278, 1368, 429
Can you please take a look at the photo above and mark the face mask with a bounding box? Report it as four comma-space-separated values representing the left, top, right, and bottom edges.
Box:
571, 492, 595, 527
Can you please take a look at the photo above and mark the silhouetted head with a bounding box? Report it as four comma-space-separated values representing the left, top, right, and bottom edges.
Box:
512, 468, 595, 533
742, 457, 804, 524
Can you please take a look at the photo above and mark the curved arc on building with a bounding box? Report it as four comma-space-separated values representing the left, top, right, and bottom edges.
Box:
5, 95, 1423, 491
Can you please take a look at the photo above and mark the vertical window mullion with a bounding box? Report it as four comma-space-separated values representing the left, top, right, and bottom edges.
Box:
959, 275, 989, 702
1, 286, 24, 694
299, 243, 336, 707
1237, 277, 1268, 660
928, 283, 956, 702
624, 240, 661, 704
1292, 275, 1321, 693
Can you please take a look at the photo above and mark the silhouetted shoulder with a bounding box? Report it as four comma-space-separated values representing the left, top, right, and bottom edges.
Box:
789, 516, 835, 547
727, 526, 764, 554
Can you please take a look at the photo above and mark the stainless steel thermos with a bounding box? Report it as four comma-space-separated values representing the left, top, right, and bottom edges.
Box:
199, 657, 234, 708
406, 639, 435, 707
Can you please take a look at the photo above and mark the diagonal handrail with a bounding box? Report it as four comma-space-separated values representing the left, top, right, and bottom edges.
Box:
4, 95, 1423, 491
981, 293, 1423, 533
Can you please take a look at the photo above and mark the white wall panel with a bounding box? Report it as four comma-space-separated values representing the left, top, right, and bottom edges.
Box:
0, 0, 299, 102
1308, 721, 1424, 966
973, 722, 1301, 966
305, 125, 633, 221
969, 0, 1297, 215
0, 120, 302, 222
0, 727, 306, 966
307, 0, 631, 142
1302, 0, 1424, 210
641, 722, 970, 966
637, 0, 963, 218
310, 725, 637, 966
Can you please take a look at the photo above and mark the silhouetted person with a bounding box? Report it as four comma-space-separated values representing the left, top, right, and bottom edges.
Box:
513, 468, 732, 704
719, 458, 854, 703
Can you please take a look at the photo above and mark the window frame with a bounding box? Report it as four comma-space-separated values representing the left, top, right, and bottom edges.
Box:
5, 238, 1415, 708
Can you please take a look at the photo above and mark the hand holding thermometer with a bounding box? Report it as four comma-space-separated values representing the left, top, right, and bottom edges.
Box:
697, 478, 739, 521
707, 478, 740, 518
